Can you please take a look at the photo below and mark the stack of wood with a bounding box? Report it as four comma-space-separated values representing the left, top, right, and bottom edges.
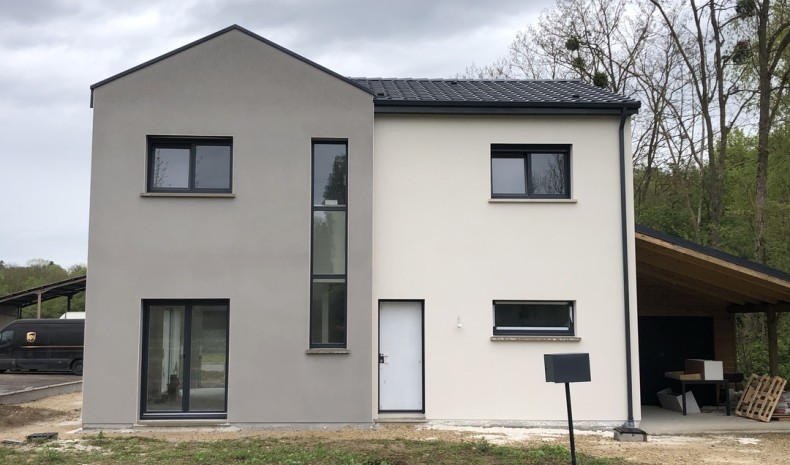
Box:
734, 374, 787, 422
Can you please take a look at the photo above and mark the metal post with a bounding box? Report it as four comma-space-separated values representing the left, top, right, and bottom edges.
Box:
36, 292, 42, 319
67, 294, 72, 313
566, 382, 577, 465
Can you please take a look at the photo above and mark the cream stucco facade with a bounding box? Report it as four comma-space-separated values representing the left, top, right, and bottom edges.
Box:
371, 115, 640, 424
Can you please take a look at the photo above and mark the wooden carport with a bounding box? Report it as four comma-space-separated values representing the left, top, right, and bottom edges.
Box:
635, 225, 790, 380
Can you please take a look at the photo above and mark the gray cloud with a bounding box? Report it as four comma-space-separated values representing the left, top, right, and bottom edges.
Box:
0, 0, 551, 267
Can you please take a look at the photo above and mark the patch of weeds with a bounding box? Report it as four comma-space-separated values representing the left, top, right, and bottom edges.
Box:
41, 446, 67, 463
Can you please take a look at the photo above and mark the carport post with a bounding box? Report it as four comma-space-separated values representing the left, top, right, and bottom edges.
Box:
36, 292, 42, 319
767, 311, 778, 376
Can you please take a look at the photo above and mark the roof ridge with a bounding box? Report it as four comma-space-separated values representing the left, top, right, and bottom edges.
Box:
90, 25, 373, 107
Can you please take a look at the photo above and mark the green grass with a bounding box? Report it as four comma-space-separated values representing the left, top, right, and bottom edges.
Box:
0, 436, 639, 465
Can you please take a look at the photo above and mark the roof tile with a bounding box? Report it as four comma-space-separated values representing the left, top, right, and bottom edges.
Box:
353, 78, 639, 109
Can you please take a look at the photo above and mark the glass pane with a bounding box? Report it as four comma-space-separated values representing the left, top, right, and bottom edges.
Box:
0, 329, 13, 344
313, 143, 347, 206
189, 305, 228, 412
494, 303, 571, 331
312, 211, 346, 275
492, 157, 526, 195
145, 305, 185, 412
195, 145, 231, 190
152, 147, 190, 189
530, 153, 567, 196
311, 280, 346, 345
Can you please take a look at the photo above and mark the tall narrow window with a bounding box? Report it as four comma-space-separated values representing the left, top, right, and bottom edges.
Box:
310, 141, 348, 347
141, 300, 229, 419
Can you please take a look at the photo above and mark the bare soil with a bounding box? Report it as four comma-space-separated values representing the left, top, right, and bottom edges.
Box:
2, 392, 789, 464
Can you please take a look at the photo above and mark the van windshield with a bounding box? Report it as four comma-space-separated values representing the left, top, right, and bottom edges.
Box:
0, 330, 12, 343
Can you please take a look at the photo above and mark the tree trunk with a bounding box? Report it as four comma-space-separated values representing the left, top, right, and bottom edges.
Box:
754, 0, 771, 264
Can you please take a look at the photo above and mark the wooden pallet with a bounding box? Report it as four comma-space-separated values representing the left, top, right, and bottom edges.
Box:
735, 374, 787, 422
772, 415, 790, 422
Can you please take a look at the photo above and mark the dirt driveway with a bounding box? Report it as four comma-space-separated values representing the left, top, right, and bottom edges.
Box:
2, 392, 789, 465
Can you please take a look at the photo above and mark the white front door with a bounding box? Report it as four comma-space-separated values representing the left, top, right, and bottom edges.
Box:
379, 300, 424, 412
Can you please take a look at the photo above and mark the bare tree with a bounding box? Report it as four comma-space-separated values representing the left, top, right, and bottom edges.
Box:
735, 0, 790, 263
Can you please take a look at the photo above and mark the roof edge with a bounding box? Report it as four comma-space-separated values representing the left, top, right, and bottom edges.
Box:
635, 224, 790, 282
374, 104, 639, 116
89, 25, 374, 108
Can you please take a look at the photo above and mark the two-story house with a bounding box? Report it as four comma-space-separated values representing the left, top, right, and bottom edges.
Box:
83, 25, 640, 428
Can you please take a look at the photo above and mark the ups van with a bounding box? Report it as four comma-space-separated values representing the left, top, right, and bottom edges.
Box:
0, 319, 84, 375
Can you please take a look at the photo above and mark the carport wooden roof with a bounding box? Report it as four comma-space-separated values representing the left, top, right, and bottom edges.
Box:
636, 225, 790, 375
635, 225, 790, 309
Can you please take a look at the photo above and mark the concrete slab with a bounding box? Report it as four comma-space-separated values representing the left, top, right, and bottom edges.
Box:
640, 405, 790, 435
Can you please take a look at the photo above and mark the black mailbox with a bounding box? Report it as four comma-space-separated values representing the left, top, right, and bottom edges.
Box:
544, 353, 591, 383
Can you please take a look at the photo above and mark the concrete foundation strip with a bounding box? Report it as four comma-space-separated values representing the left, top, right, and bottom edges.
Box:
0, 380, 82, 405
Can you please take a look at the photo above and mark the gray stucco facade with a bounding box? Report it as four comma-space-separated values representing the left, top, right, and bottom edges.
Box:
83, 28, 374, 426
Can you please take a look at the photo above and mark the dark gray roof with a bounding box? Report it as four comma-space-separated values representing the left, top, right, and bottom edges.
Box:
353, 78, 640, 115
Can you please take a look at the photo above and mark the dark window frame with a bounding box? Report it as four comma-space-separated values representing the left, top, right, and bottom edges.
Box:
147, 136, 233, 193
139, 299, 230, 420
490, 144, 571, 199
309, 139, 349, 348
492, 300, 575, 336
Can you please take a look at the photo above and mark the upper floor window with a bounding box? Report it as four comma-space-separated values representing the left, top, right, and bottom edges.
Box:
491, 144, 570, 199
147, 137, 232, 193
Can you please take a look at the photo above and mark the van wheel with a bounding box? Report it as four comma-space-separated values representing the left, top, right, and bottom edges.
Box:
0, 369, 6, 373
71, 359, 83, 376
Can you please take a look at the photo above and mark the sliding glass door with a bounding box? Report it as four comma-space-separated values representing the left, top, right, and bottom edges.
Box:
141, 300, 228, 419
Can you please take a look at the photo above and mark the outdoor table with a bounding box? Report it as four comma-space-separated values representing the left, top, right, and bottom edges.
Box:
665, 376, 731, 416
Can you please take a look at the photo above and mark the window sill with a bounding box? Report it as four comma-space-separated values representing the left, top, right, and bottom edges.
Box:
491, 336, 581, 342
140, 193, 235, 198
305, 348, 351, 355
488, 198, 577, 204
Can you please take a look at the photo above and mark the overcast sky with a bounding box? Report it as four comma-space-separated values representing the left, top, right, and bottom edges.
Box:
0, 0, 552, 268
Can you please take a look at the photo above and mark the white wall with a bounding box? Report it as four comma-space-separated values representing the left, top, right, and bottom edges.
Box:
372, 115, 640, 423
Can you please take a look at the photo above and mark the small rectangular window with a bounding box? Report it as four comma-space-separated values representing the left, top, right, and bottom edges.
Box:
148, 137, 232, 193
493, 301, 574, 335
491, 144, 570, 199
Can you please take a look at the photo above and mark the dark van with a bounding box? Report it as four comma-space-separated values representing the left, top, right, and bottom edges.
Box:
0, 319, 84, 375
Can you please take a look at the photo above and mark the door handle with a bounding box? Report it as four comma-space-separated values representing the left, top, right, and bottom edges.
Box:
379, 353, 387, 363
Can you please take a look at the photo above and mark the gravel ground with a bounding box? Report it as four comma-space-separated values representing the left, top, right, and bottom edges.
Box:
2, 392, 790, 464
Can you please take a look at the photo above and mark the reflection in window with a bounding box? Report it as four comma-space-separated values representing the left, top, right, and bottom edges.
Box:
312, 211, 346, 275
313, 144, 347, 206
142, 300, 228, 418
311, 141, 348, 348
493, 301, 574, 335
310, 280, 346, 345
491, 145, 570, 199
148, 138, 232, 193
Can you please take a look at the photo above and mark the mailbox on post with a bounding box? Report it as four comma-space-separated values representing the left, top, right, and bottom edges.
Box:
545, 353, 591, 383
544, 353, 591, 465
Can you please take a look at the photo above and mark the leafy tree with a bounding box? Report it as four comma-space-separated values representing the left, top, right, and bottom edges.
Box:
0, 259, 86, 319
